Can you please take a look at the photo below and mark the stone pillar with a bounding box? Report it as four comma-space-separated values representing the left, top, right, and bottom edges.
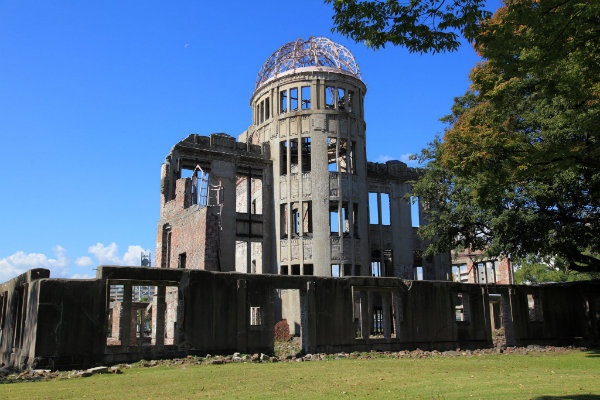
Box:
393, 293, 403, 339
382, 292, 391, 340
236, 280, 248, 352
360, 291, 370, 340
152, 286, 166, 346
302, 281, 317, 354
119, 283, 132, 347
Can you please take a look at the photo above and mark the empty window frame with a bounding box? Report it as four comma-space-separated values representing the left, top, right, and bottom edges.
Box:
337, 87, 346, 110
265, 98, 270, 120
291, 264, 301, 275
369, 192, 391, 225
290, 87, 298, 111
325, 86, 335, 109
342, 202, 350, 234
280, 141, 288, 175
280, 90, 288, 113
292, 204, 300, 236
301, 137, 311, 172
302, 201, 313, 235
280, 265, 289, 275
343, 264, 352, 276
259, 101, 264, 123
371, 262, 382, 277
452, 264, 469, 283
527, 293, 543, 322
327, 138, 338, 172
280, 204, 289, 238
301, 86, 311, 109
410, 196, 420, 227
161, 224, 172, 268
250, 306, 262, 326
331, 264, 341, 277
290, 138, 299, 173
330, 201, 340, 235
454, 293, 471, 322
303, 264, 314, 276
414, 266, 423, 280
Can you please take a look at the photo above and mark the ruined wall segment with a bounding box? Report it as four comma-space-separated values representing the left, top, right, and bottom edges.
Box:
156, 133, 273, 272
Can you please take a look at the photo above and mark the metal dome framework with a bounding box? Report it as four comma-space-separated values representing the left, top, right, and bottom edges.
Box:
256, 37, 361, 89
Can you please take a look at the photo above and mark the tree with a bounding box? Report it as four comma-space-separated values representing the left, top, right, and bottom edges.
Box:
412, 0, 600, 273
325, 0, 491, 53
514, 255, 599, 284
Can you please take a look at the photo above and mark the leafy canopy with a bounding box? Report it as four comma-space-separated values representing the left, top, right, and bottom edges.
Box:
325, 0, 492, 53
412, 0, 600, 273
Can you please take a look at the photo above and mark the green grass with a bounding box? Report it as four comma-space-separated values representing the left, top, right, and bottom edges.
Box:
1, 350, 599, 399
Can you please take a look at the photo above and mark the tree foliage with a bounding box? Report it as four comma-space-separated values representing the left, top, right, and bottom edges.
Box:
325, 0, 491, 53
514, 255, 599, 284
412, 0, 600, 273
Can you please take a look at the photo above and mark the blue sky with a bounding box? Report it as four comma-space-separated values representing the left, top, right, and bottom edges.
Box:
0, 0, 499, 281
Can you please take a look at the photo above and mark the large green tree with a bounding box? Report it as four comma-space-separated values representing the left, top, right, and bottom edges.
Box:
326, 0, 491, 52
412, 0, 600, 273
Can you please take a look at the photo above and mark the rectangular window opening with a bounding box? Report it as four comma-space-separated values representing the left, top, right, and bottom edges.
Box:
281, 265, 289, 275
301, 137, 311, 172
527, 293, 543, 322
381, 193, 391, 225
265, 98, 270, 120
325, 86, 335, 109
301, 86, 311, 110
290, 138, 298, 173
303, 264, 314, 276
455, 293, 471, 322
343, 264, 352, 277
331, 264, 341, 277
410, 196, 420, 227
280, 204, 289, 239
280, 141, 288, 175
327, 138, 338, 172
342, 202, 350, 234
291, 264, 300, 275
337, 88, 346, 110
302, 201, 313, 235
330, 201, 339, 235
290, 87, 298, 111
280, 90, 288, 113
368, 192, 378, 224
250, 306, 262, 326
371, 261, 382, 277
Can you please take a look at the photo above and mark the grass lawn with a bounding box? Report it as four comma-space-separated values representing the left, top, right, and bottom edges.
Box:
1, 350, 599, 399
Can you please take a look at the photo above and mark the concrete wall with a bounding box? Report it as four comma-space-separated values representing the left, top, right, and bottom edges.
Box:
1, 267, 598, 370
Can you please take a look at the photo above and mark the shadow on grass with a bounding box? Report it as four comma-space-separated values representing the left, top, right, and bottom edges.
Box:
586, 347, 600, 358
534, 396, 600, 400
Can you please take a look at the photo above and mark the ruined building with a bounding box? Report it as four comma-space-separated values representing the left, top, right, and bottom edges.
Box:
156, 37, 449, 281
0, 38, 597, 370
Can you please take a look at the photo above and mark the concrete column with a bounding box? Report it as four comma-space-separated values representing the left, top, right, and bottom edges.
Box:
152, 286, 166, 346
502, 290, 516, 347
302, 281, 317, 354
119, 283, 132, 347
360, 290, 370, 341
236, 280, 248, 352
393, 293, 402, 339
382, 292, 391, 340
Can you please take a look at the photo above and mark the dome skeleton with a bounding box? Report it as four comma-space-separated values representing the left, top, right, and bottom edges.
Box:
256, 37, 361, 89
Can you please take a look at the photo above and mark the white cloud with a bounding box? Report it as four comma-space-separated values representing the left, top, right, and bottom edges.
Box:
0, 246, 70, 282
400, 153, 418, 166
75, 256, 93, 267
88, 242, 146, 266
0, 243, 151, 283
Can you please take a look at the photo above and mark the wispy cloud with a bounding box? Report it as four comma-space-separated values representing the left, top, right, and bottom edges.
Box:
0, 243, 150, 283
